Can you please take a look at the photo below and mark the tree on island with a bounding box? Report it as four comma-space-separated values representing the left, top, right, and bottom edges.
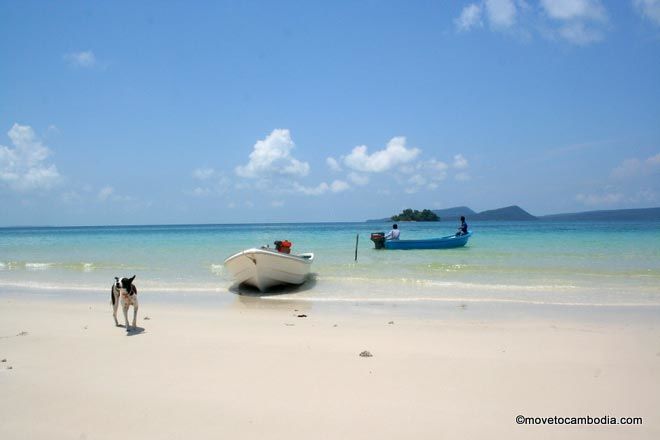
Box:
391, 209, 439, 222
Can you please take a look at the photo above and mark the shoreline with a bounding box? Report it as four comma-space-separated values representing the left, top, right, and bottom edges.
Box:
0, 288, 660, 324
3, 286, 660, 327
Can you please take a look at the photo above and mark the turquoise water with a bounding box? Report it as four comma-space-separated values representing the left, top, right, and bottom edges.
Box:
1, 221, 659, 306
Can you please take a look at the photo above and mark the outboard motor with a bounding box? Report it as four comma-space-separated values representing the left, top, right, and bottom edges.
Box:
370, 232, 385, 249
274, 240, 292, 254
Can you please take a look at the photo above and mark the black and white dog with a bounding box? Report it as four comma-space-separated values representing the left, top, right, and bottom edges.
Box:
111, 275, 139, 331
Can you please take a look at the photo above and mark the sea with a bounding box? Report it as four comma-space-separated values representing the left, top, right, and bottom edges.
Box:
1, 221, 659, 311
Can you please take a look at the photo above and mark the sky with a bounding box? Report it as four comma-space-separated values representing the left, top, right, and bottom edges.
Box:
1, 0, 660, 226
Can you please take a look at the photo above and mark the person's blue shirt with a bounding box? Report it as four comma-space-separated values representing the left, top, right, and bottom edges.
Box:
457, 217, 468, 236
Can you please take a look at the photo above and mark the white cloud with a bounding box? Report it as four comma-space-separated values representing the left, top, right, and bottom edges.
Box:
574, 153, 659, 209
348, 172, 369, 186
611, 158, 642, 179
540, 0, 607, 44
193, 168, 215, 180
293, 182, 329, 196
98, 186, 114, 201
191, 187, 211, 197
293, 179, 349, 196
189, 173, 231, 197
393, 158, 451, 189
452, 154, 469, 169
64, 50, 96, 68
634, 0, 660, 25
0, 123, 61, 191
236, 129, 310, 178
540, 0, 606, 21
330, 180, 350, 193
455, 0, 517, 32
326, 157, 342, 172
421, 159, 449, 182
404, 173, 430, 194
455, 0, 608, 45
486, 0, 517, 28
344, 136, 420, 173
611, 153, 660, 179
97, 185, 135, 202
408, 174, 427, 186
557, 21, 604, 45
575, 192, 624, 206
455, 3, 484, 31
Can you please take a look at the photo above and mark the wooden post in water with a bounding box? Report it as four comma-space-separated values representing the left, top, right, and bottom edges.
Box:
355, 234, 359, 262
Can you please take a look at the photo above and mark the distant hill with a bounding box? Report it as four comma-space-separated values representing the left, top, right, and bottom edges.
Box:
367, 205, 531, 222
540, 207, 660, 221
472, 205, 537, 221
366, 205, 660, 223
366, 206, 475, 222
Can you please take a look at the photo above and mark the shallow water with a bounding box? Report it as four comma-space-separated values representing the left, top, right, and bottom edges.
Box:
1, 221, 659, 307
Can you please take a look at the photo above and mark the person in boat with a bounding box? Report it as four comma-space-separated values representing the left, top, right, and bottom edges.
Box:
456, 216, 468, 236
385, 224, 400, 240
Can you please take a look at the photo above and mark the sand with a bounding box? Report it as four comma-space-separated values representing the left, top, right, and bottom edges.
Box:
1, 293, 659, 440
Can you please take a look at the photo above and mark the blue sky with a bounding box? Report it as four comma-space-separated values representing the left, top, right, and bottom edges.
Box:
1, 0, 659, 225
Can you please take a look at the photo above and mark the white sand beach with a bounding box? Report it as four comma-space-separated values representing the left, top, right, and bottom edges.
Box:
1, 293, 659, 440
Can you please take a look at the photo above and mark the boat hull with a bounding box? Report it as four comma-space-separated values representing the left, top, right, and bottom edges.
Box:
223, 248, 314, 292
383, 232, 472, 250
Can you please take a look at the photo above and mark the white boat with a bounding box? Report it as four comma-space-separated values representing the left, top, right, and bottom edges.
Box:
223, 248, 314, 292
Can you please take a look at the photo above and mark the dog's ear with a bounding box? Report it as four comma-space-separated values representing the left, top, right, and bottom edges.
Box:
129, 275, 136, 282
114, 277, 119, 281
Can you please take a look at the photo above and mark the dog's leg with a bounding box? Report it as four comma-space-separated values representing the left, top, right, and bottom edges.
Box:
132, 298, 139, 328
113, 301, 120, 326
133, 295, 138, 328
112, 289, 120, 326
122, 302, 131, 331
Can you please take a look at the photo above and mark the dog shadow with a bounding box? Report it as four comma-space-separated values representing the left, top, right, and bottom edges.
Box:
117, 324, 146, 336
229, 273, 318, 297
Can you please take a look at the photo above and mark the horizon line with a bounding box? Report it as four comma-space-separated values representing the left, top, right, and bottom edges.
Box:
2, 206, 659, 229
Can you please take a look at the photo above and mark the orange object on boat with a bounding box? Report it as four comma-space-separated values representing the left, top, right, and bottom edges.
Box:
274, 240, 292, 254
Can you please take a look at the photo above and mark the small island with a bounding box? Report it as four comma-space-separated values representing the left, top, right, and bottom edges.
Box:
391, 209, 439, 222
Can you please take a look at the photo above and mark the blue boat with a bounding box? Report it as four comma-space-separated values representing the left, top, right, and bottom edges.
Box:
371, 231, 472, 250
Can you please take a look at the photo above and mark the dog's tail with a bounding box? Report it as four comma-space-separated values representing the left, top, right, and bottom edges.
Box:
111, 286, 115, 305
